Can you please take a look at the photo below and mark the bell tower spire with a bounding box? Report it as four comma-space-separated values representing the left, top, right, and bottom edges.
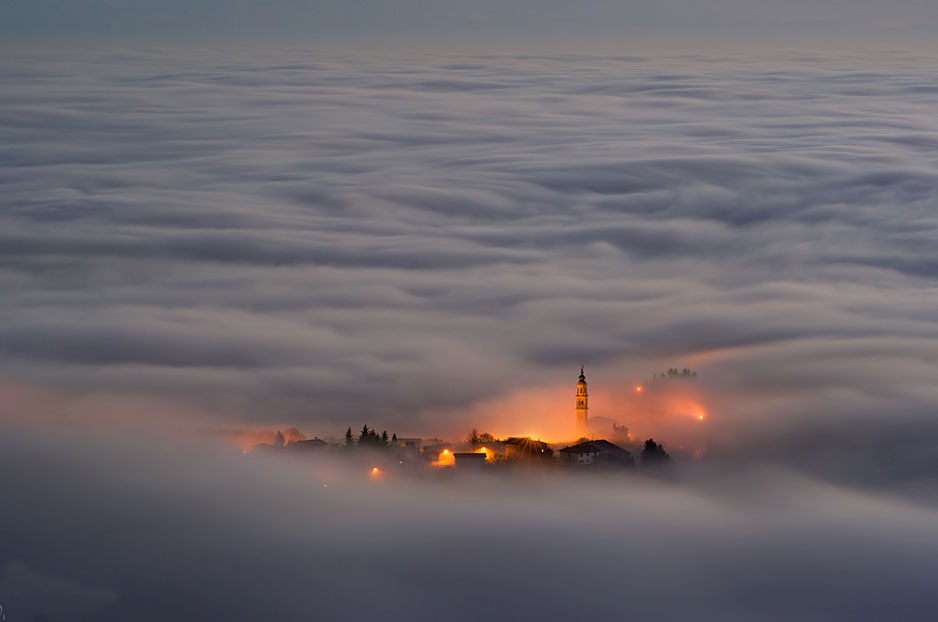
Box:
575, 366, 589, 437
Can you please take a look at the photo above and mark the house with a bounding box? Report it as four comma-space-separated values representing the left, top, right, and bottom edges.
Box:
559, 439, 633, 467
503, 437, 552, 461
453, 452, 486, 470
394, 437, 423, 450
286, 438, 329, 451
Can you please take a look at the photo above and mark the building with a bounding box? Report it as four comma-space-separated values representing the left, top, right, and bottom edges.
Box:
476, 441, 506, 458
576, 366, 589, 437
453, 452, 486, 470
286, 438, 328, 451
503, 437, 552, 460
394, 437, 423, 450
559, 439, 633, 467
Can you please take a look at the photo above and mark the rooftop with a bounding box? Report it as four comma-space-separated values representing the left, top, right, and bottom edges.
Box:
559, 439, 631, 455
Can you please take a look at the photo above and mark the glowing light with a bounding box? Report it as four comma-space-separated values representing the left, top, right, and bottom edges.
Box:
371, 467, 380, 474
323, 484, 328, 488
635, 385, 643, 393
437, 450, 454, 466
698, 414, 705, 421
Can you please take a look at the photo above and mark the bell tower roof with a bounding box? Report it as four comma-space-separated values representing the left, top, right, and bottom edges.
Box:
578, 366, 586, 383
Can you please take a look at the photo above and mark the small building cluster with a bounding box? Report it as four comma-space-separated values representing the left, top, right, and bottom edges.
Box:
246, 368, 671, 473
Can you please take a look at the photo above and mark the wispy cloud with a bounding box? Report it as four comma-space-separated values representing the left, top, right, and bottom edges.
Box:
1, 47, 938, 472
3, 45, 938, 621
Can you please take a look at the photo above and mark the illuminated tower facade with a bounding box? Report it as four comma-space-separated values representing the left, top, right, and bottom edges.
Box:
575, 367, 588, 437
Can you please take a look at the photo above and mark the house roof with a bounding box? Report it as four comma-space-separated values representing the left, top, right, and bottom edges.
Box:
559, 439, 631, 455
504, 436, 548, 446
288, 438, 328, 449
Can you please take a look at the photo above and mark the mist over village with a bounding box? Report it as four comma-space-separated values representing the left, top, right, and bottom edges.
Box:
238, 366, 689, 473
3, 0, 938, 620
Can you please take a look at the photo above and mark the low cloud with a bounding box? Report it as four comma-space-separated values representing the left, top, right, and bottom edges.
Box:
1, 424, 937, 621
1, 47, 938, 479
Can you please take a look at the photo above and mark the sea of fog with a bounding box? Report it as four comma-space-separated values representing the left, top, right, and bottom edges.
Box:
1, 426, 938, 621
2, 44, 938, 620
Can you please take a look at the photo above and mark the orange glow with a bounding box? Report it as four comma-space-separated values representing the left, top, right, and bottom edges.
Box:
437, 450, 454, 467
371, 467, 380, 474
443, 373, 713, 451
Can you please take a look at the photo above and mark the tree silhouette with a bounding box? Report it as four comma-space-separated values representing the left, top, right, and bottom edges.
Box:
651, 368, 698, 385
354, 425, 390, 449
344, 427, 354, 447
466, 428, 480, 450
282, 427, 306, 444
274, 430, 286, 447
611, 423, 630, 444
640, 438, 671, 466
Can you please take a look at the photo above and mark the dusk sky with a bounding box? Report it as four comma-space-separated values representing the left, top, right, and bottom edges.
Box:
2, 0, 937, 42
2, 3, 938, 621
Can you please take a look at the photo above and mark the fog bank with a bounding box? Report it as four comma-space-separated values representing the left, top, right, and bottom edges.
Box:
1, 424, 937, 621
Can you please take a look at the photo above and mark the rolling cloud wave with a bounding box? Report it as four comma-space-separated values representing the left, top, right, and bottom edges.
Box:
2, 46, 938, 464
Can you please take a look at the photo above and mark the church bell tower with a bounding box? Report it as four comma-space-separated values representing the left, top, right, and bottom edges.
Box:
575, 366, 588, 437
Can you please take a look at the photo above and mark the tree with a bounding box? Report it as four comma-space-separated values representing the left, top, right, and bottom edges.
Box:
391, 433, 397, 445
274, 430, 286, 447
640, 438, 671, 466
466, 428, 480, 450
354, 425, 389, 449
344, 427, 354, 447
478, 432, 497, 443
611, 423, 630, 444
282, 427, 306, 444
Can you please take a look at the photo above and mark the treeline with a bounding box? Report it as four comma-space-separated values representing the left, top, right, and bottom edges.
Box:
651, 368, 698, 382
344, 425, 397, 449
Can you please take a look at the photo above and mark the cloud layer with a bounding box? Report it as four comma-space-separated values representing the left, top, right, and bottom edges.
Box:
2, 46, 938, 469
3, 44, 938, 620
2, 427, 938, 621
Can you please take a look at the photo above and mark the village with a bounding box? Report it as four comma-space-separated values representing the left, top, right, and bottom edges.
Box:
245, 367, 675, 472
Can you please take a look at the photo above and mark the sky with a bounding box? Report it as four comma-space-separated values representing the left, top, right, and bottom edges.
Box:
1, 0, 938, 44
2, 6, 938, 620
